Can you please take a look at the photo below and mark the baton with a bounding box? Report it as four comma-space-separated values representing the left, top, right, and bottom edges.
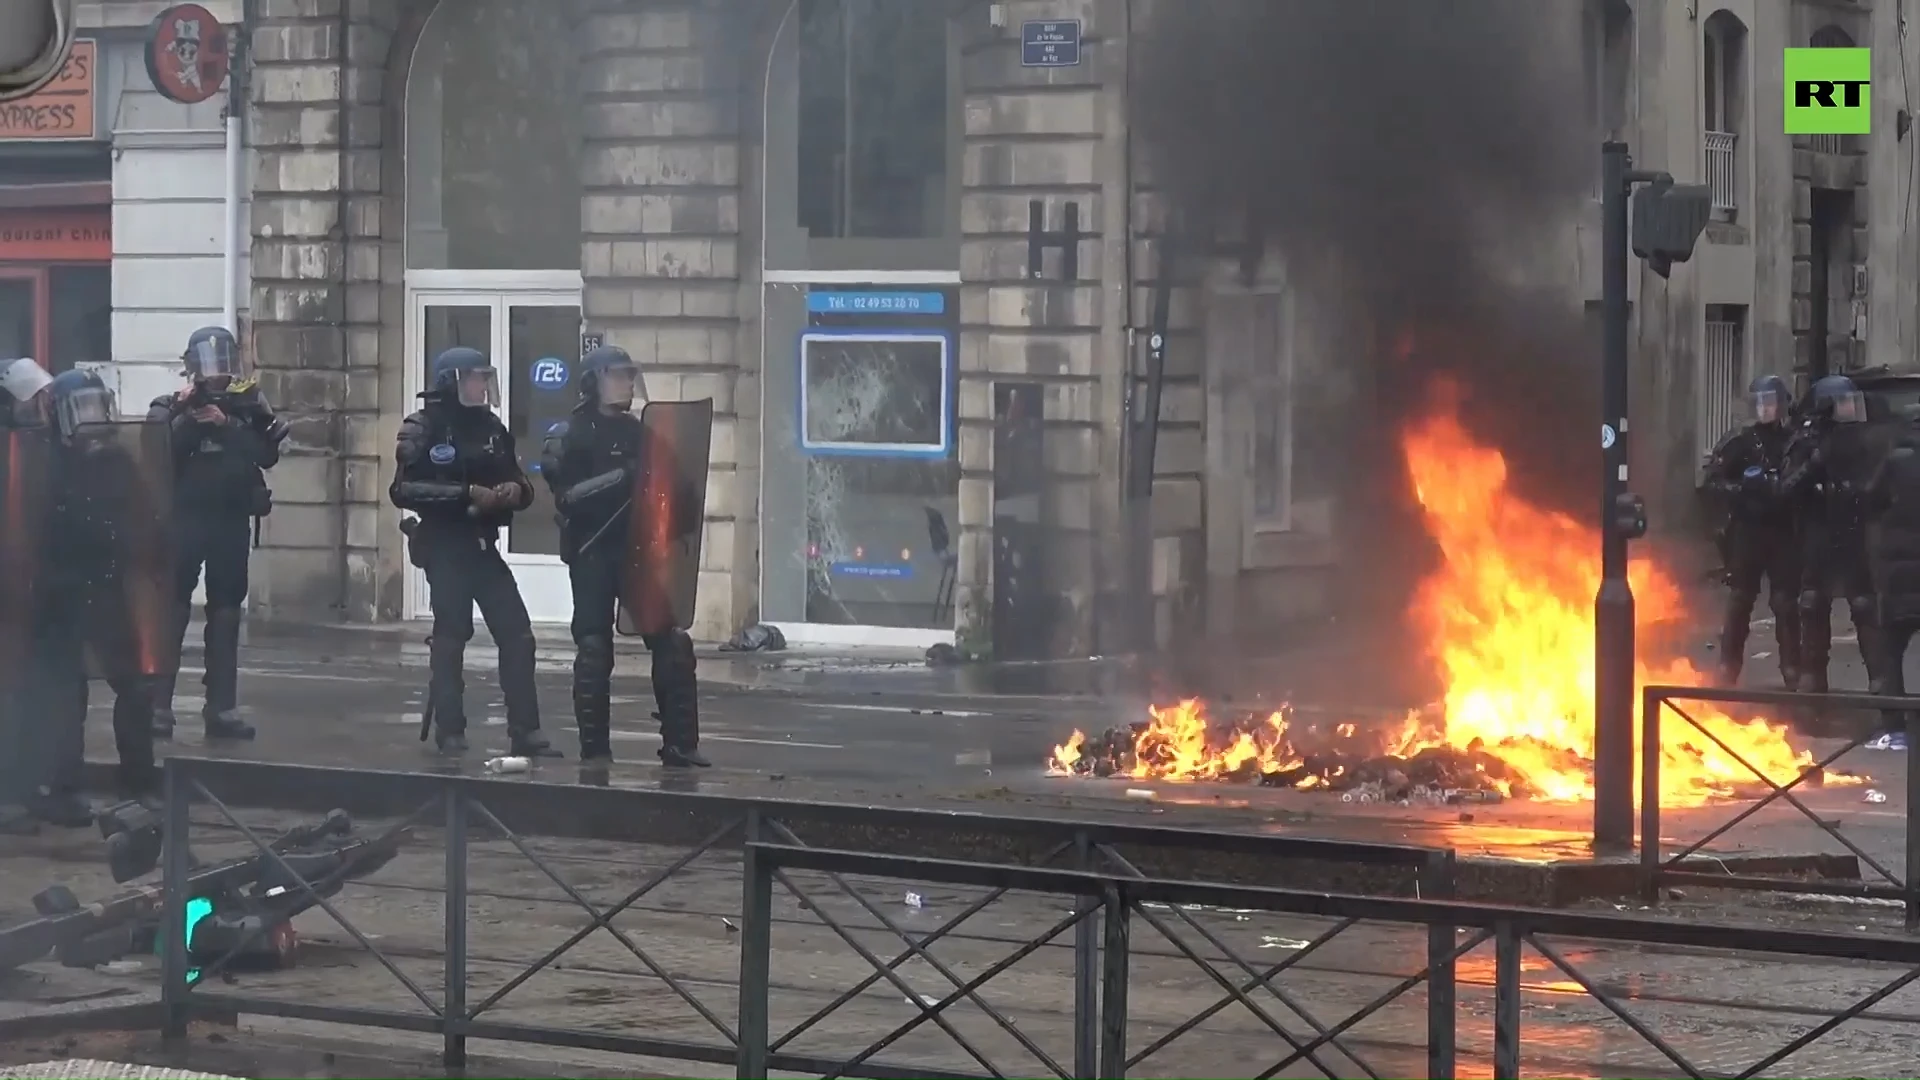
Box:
418, 634, 435, 742
573, 498, 632, 559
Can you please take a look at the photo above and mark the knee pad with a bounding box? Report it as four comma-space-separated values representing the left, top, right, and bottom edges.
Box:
576, 634, 615, 678
1848, 596, 1876, 624
1799, 590, 1827, 616
668, 629, 697, 671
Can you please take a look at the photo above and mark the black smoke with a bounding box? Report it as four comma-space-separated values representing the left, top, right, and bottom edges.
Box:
1136, 0, 1599, 637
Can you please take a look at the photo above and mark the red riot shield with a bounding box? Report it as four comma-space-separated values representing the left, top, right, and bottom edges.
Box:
0, 427, 52, 691
67, 420, 181, 681
616, 400, 714, 637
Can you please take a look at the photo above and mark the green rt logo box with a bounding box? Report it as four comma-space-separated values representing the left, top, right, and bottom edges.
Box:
1785, 47, 1870, 135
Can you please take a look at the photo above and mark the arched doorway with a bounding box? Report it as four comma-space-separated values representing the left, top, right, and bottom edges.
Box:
400, 0, 582, 621
757, 0, 965, 647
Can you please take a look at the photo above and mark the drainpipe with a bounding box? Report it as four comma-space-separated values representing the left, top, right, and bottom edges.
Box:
220, 3, 246, 334
334, 0, 351, 616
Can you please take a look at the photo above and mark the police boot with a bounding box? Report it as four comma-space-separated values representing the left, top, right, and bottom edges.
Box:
153, 599, 190, 740
432, 702, 468, 755
656, 696, 710, 769
575, 702, 613, 765
151, 671, 178, 741
573, 638, 615, 764
510, 728, 563, 759
26, 787, 93, 829
201, 608, 255, 741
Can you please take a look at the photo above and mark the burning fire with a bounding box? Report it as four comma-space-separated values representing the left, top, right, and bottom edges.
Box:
1050, 391, 1850, 807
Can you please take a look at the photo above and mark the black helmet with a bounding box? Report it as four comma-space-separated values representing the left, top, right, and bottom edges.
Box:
1748, 373, 1790, 425
47, 368, 115, 438
580, 344, 643, 411
1810, 374, 1865, 424
427, 347, 497, 409
183, 326, 242, 387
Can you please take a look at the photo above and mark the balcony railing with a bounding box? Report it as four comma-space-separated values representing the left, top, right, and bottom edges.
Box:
1704, 129, 1737, 216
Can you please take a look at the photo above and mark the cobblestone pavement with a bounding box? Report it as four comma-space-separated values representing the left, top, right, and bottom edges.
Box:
3, 805, 1918, 1079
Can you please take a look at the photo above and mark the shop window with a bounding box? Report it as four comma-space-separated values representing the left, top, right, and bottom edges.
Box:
795, 0, 950, 240
405, 0, 580, 270
48, 265, 110, 371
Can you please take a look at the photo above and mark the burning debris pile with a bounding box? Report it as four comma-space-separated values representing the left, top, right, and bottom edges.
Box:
1048, 700, 1553, 803
1046, 395, 1863, 809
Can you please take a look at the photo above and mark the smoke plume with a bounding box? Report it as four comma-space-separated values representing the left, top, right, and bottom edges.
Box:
1136, 0, 1598, 633
1137, 0, 1596, 469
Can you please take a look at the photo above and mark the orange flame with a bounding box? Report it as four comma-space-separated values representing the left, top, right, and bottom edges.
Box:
1048, 391, 1854, 807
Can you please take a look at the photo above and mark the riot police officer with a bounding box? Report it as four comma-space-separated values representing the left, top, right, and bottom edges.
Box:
1705, 374, 1802, 688
390, 347, 556, 758
1864, 428, 1920, 749
0, 357, 54, 833
540, 345, 708, 768
32, 369, 171, 822
147, 326, 286, 742
1781, 374, 1881, 694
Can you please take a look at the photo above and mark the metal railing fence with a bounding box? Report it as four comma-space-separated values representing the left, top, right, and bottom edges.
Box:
146, 756, 1920, 1079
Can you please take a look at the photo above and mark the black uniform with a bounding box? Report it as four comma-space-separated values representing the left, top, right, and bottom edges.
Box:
1864, 433, 1920, 735
146, 377, 283, 741
31, 369, 172, 823
541, 402, 705, 766
1704, 420, 1801, 687
1781, 392, 1881, 693
390, 382, 554, 757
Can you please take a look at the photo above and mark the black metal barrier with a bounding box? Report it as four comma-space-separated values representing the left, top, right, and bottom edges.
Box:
1640, 684, 1920, 928
150, 757, 1920, 1079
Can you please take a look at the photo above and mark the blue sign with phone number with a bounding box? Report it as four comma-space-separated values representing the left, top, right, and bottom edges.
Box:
807, 291, 945, 315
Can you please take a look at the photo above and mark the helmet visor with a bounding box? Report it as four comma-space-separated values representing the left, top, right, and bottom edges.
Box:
1832, 390, 1867, 424
1750, 388, 1783, 424
456, 367, 499, 409
186, 336, 241, 387
597, 364, 640, 410
57, 385, 116, 437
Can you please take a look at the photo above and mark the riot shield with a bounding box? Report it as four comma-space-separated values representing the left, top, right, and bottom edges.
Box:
0, 427, 52, 692
616, 400, 714, 637
65, 420, 180, 681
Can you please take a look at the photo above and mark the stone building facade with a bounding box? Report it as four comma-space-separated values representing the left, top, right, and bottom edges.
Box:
241, 0, 1177, 657
224, 0, 1920, 656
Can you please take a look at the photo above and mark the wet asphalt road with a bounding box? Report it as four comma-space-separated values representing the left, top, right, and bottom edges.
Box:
80, 626, 1127, 803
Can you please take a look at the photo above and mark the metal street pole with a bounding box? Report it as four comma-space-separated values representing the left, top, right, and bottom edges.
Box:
1593, 141, 1636, 853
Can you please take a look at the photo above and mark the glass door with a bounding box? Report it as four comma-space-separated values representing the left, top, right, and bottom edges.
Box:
498, 298, 580, 622
406, 292, 581, 624
0, 268, 47, 368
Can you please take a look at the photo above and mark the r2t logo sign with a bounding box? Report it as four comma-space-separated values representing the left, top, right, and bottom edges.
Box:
529, 357, 569, 391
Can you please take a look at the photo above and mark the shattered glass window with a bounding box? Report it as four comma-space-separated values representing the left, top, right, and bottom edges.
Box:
801, 334, 949, 453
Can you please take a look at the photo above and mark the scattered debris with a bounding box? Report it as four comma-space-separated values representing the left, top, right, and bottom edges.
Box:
721, 917, 739, 933
721, 623, 787, 652
1864, 789, 1889, 804
904, 892, 925, 909
924, 642, 963, 667
1260, 936, 1311, 950
1125, 788, 1158, 802
484, 756, 531, 775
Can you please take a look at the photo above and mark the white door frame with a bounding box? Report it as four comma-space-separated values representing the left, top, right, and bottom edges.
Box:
402, 270, 583, 622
